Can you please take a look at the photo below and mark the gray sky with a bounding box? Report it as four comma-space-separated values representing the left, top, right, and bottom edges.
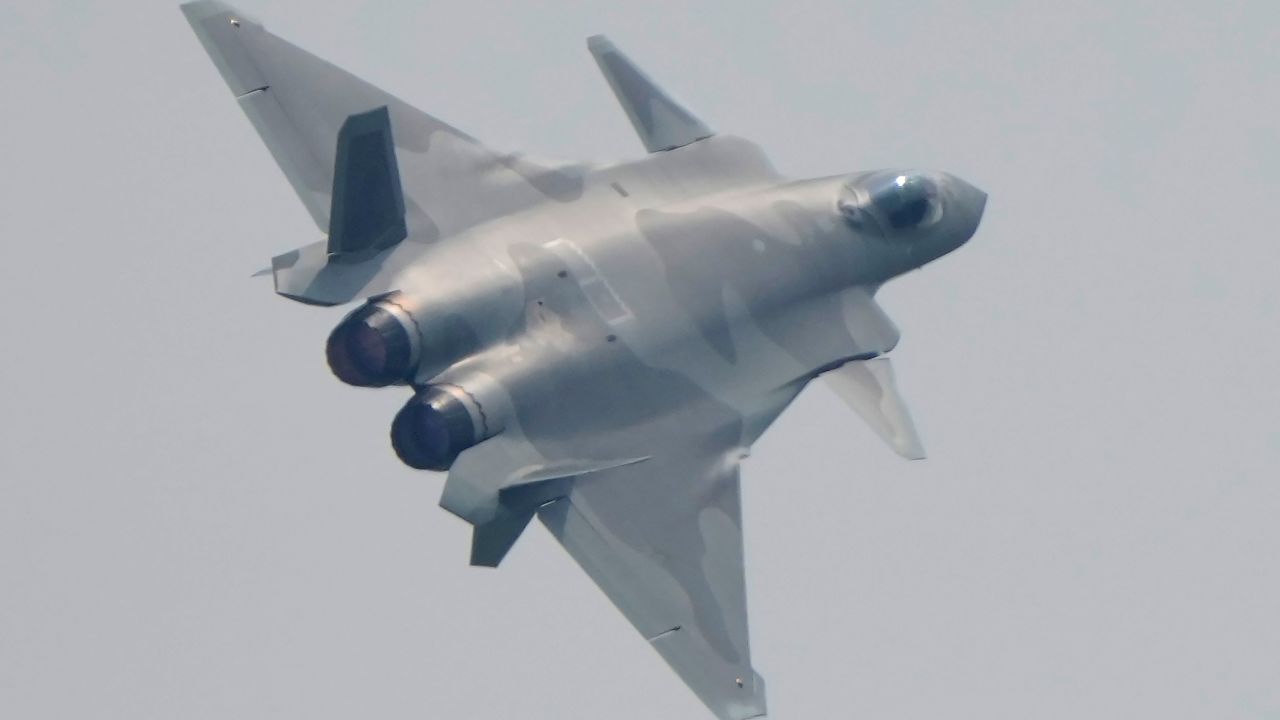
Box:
2, 1, 1278, 718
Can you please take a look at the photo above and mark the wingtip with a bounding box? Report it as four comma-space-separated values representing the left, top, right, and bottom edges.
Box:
586, 34, 613, 53
900, 444, 928, 461
179, 0, 256, 26
178, 0, 228, 19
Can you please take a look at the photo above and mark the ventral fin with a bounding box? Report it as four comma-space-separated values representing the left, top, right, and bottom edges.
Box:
824, 358, 926, 460
470, 509, 536, 568
463, 457, 651, 568
442, 433, 651, 567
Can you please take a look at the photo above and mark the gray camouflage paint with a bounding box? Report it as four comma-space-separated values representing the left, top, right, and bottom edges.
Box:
182, 3, 987, 719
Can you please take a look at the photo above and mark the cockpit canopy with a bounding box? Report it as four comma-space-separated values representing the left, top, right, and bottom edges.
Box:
838, 171, 943, 235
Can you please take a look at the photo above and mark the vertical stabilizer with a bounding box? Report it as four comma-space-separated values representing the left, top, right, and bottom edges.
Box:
588, 35, 714, 152
181, 0, 583, 245
328, 107, 407, 258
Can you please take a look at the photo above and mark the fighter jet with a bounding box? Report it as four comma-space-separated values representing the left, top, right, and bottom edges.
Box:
182, 3, 986, 718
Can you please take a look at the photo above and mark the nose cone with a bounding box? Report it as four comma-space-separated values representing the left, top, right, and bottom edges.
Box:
941, 173, 987, 248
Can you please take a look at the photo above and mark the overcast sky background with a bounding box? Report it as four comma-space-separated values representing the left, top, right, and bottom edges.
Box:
2, 1, 1278, 718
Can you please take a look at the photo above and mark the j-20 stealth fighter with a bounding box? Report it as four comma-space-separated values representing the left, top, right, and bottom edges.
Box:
182, 3, 986, 718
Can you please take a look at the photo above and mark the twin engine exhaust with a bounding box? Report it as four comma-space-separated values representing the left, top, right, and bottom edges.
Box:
325, 298, 420, 388
389, 384, 505, 471
325, 294, 505, 471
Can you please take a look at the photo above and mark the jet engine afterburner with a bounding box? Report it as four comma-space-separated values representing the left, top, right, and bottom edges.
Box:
326, 295, 420, 387
390, 380, 508, 471
326, 282, 515, 389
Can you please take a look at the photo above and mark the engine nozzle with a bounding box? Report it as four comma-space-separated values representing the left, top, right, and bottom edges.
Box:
390, 386, 482, 471
326, 299, 419, 387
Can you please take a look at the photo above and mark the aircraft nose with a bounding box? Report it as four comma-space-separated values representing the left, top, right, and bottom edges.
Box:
943, 173, 987, 241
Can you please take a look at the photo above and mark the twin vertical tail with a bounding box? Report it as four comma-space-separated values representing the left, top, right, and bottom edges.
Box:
264, 105, 411, 306
327, 107, 407, 259
587, 35, 715, 153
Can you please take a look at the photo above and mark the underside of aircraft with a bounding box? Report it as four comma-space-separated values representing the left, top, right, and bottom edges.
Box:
182, 3, 987, 717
